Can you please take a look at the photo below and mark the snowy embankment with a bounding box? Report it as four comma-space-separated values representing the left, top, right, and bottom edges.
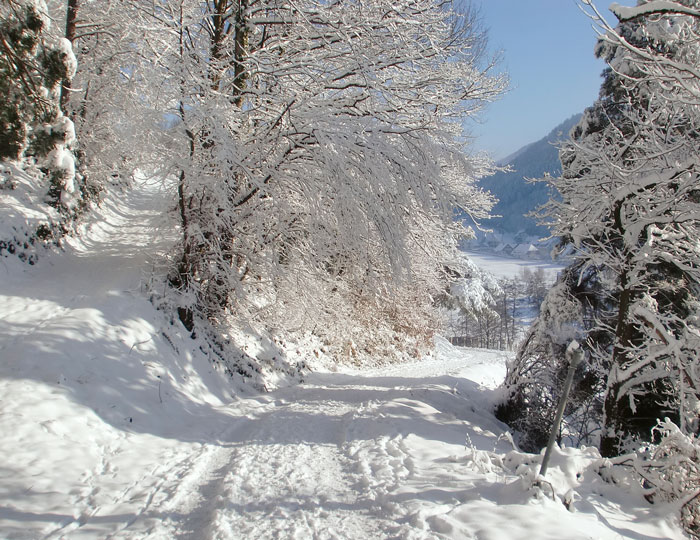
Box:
0, 178, 687, 539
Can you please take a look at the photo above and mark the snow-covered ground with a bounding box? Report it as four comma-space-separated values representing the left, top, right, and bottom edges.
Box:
0, 178, 688, 539
464, 250, 564, 282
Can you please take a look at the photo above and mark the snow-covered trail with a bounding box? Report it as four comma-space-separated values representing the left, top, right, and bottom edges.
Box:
0, 177, 687, 540
0, 176, 236, 540
95, 345, 684, 540
110, 346, 514, 540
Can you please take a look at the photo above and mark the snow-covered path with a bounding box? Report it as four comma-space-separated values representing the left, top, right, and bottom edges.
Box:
0, 178, 687, 539
83, 347, 684, 540
0, 176, 236, 539
113, 346, 512, 540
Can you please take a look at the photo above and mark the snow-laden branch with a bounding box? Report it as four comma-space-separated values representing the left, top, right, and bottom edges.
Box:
610, 1, 700, 21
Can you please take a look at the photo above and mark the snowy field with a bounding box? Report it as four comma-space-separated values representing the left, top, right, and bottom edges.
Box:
464, 250, 565, 283
0, 178, 688, 539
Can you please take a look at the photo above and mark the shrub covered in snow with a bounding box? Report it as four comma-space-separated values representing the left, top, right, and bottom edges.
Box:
647, 421, 700, 538
597, 420, 700, 539
496, 262, 609, 451
0, 161, 65, 263
0, 0, 84, 259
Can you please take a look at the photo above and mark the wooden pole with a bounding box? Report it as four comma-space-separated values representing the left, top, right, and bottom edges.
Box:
539, 340, 584, 478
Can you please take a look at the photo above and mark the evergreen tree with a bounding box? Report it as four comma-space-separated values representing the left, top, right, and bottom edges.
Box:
0, 0, 78, 208
498, 0, 700, 460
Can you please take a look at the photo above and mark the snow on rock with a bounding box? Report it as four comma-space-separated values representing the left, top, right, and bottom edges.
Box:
0, 177, 689, 539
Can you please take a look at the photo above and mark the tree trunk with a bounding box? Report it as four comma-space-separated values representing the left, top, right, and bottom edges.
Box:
232, 0, 249, 107
173, 0, 196, 332
601, 202, 637, 457
60, 0, 79, 113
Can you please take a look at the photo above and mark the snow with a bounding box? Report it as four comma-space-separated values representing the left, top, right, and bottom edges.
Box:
46, 147, 76, 186
0, 161, 62, 260
56, 38, 78, 80
464, 249, 564, 281
0, 178, 689, 539
610, 2, 700, 21
51, 116, 77, 148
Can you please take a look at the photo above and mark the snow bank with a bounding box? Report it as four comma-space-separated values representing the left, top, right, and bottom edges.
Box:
0, 176, 241, 539
0, 161, 62, 263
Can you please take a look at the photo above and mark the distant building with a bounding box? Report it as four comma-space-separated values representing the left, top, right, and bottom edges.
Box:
495, 243, 514, 256
512, 243, 540, 259
482, 231, 502, 248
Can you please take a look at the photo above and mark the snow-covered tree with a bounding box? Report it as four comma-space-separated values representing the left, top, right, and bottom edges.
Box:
137, 0, 505, 358
441, 256, 507, 350
54, 0, 153, 199
1, 0, 78, 208
498, 0, 700, 464
569, 0, 700, 457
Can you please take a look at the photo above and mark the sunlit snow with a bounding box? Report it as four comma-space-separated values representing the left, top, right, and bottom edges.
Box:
0, 178, 687, 539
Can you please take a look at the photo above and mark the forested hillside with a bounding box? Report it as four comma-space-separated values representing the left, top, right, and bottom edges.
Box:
475, 113, 581, 238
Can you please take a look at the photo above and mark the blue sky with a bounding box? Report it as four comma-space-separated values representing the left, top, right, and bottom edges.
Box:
469, 0, 635, 161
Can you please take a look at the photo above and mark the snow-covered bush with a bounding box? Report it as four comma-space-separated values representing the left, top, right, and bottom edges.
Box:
0, 0, 82, 255
0, 161, 64, 264
597, 420, 700, 539
496, 263, 608, 451
646, 421, 700, 538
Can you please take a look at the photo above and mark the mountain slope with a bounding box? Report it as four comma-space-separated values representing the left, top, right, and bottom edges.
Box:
478, 113, 582, 238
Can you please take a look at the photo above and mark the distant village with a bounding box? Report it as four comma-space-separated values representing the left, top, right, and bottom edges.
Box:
463, 231, 572, 261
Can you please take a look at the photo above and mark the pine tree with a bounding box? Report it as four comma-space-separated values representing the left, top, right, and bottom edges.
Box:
498, 0, 700, 458
0, 0, 78, 208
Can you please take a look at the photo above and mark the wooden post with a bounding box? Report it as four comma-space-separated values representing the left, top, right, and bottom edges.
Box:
539, 340, 584, 478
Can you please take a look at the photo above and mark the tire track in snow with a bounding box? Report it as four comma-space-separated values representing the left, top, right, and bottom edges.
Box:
138, 379, 471, 540
180, 395, 409, 540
